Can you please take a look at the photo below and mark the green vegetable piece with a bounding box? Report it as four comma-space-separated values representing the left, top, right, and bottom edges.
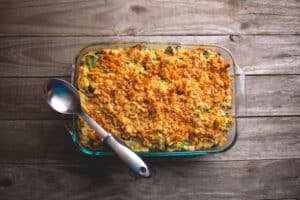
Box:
86, 54, 99, 67
87, 139, 94, 147
225, 112, 230, 118
204, 108, 210, 113
167, 145, 177, 150
142, 63, 147, 71
225, 122, 231, 128
165, 46, 174, 55
180, 141, 189, 150
203, 50, 210, 59
159, 139, 166, 150
152, 51, 160, 61
148, 147, 157, 152
175, 45, 181, 50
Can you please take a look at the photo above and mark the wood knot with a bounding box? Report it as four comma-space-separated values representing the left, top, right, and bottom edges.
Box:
130, 5, 148, 14
0, 178, 13, 188
240, 22, 251, 30
247, 166, 257, 173
229, 35, 241, 43
228, 0, 243, 10
123, 27, 138, 36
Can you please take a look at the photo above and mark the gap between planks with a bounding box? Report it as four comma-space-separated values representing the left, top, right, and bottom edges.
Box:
0, 33, 299, 37
0, 158, 299, 166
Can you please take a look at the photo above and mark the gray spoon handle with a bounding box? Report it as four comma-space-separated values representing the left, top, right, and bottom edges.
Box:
80, 112, 150, 177
80, 112, 109, 138
105, 134, 150, 177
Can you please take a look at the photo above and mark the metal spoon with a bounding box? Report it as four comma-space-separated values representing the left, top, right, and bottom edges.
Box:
43, 78, 150, 177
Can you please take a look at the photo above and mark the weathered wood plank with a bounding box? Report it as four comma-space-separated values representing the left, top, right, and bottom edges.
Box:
0, 77, 69, 119
0, 0, 299, 36
246, 75, 300, 116
0, 120, 82, 163
0, 35, 299, 77
0, 0, 298, 199
0, 76, 299, 119
0, 117, 299, 163
0, 160, 299, 200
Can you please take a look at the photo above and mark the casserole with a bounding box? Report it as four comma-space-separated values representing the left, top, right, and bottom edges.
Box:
67, 42, 246, 157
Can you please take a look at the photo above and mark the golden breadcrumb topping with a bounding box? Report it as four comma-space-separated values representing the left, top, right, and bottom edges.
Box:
77, 44, 233, 152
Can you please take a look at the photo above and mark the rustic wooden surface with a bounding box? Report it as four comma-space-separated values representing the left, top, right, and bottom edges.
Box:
0, 0, 299, 199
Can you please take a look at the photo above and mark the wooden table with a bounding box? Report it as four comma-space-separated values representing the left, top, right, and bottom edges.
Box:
0, 0, 299, 199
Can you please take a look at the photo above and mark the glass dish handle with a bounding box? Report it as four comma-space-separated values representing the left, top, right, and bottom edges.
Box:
235, 64, 247, 117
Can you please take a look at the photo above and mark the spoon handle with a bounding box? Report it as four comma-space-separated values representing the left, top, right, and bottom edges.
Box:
105, 134, 150, 177
80, 112, 150, 177
80, 112, 109, 138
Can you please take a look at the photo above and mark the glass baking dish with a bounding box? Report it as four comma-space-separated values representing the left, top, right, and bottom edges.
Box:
66, 42, 246, 157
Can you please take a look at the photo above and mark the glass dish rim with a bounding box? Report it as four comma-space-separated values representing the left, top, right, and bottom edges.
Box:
68, 41, 243, 157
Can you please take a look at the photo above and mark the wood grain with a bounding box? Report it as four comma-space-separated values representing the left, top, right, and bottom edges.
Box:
0, 77, 69, 119
0, 117, 299, 163
0, 35, 299, 77
246, 75, 300, 116
0, 76, 299, 119
0, 160, 299, 200
0, 0, 299, 199
0, 0, 299, 36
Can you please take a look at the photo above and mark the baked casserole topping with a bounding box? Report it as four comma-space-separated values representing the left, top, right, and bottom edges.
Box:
77, 44, 233, 152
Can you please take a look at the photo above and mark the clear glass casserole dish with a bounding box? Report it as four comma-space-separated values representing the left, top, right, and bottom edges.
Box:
66, 42, 246, 157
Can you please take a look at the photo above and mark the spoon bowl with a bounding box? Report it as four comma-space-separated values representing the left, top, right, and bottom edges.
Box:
44, 79, 82, 114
